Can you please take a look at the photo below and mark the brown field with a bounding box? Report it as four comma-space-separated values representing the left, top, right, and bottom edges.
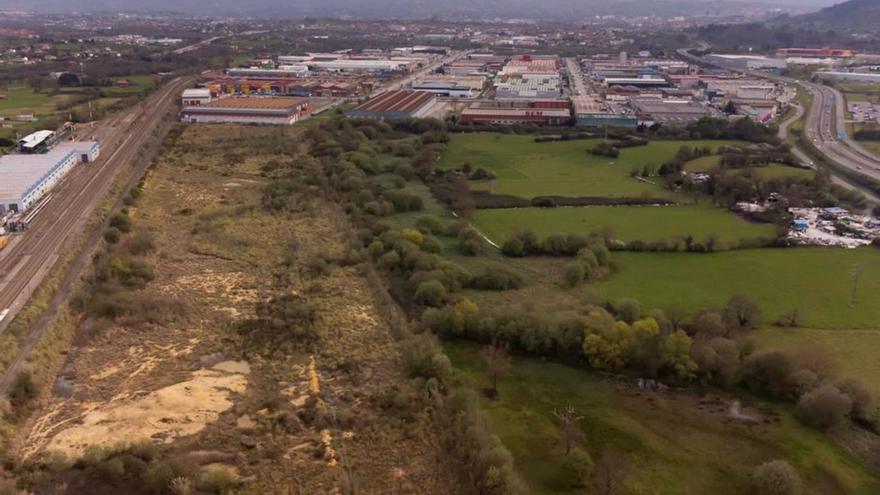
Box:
13, 124, 458, 494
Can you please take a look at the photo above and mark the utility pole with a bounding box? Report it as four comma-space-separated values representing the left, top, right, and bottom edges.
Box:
849, 263, 861, 309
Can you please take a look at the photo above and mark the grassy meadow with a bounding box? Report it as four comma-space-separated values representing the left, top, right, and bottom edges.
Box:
446, 341, 880, 495
472, 204, 778, 247
596, 248, 880, 329
435, 133, 744, 198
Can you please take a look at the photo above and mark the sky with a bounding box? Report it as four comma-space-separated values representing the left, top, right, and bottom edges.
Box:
0, 0, 842, 16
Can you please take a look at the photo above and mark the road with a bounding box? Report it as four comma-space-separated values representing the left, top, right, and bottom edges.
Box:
564, 57, 589, 96
0, 76, 192, 392
369, 50, 469, 97
677, 48, 880, 199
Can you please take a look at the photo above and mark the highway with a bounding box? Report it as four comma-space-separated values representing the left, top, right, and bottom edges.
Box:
677, 48, 880, 200
0, 76, 193, 392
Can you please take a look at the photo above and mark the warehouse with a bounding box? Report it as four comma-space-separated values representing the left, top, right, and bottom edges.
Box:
603, 77, 670, 89
573, 96, 637, 128
0, 141, 100, 214
631, 99, 714, 127
226, 66, 310, 78
411, 80, 479, 98
816, 71, 880, 83
180, 97, 311, 125
181, 88, 212, 106
495, 74, 561, 99
309, 59, 408, 73
17, 130, 56, 153
346, 90, 437, 120
460, 106, 570, 126
704, 54, 788, 71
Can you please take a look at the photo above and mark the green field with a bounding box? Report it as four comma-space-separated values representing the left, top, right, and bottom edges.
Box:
596, 248, 880, 329
685, 156, 814, 181
436, 133, 744, 198
446, 341, 879, 495
754, 328, 880, 398
733, 164, 814, 181
472, 205, 777, 247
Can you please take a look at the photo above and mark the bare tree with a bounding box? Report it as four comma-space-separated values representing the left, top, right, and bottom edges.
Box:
553, 405, 585, 455
481, 342, 512, 399
592, 451, 633, 495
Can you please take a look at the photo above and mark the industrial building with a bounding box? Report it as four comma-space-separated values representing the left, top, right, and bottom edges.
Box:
776, 48, 854, 58
816, 71, 880, 83
0, 140, 100, 214
346, 90, 437, 120
603, 77, 670, 89
181, 88, 212, 106
704, 54, 788, 71
572, 96, 637, 128
495, 74, 561, 99
411, 79, 482, 98
180, 97, 311, 125
16, 130, 56, 153
226, 66, 310, 78
631, 99, 714, 127
460, 99, 571, 126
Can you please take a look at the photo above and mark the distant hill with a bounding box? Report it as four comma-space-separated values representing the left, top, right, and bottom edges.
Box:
787, 0, 880, 33
2, 0, 831, 20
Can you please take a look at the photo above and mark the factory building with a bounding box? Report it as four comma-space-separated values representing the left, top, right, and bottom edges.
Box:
603, 77, 670, 89
181, 88, 212, 106
226, 66, 310, 78
495, 74, 561, 99
631, 99, 714, 127
180, 97, 311, 125
704, 54, 788, 71
205, 77, 364, 98
411, 81, 479, 98
460, 99, 571, 126
573, 96, 638, 128
346, 90, 437, 120
0, 141, 100, 214
816, 72, 880, 83
776, 48, 854, 58
16, 130, 56, 153
308, 60, 409, 73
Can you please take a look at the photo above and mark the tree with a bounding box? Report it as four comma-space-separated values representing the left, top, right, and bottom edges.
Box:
659, 330, 698, 379
752, 460, 802, 495
613, 299, 641, 324
552, 405, 585, 455
481, 343, 512, 399
591, 451, 633, 495
795, 384, 852, 429
723, 294, 762, 333
414, 280, 447, 307
838, 379, 873, 421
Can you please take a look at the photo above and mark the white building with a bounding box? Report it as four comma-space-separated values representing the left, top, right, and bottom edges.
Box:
0, 141, 100, 213
181, 88, 212, 107
705, 54, 788, 71
816, 72, 880, 83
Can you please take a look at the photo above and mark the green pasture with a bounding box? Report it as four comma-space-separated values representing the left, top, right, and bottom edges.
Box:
472, 204, 777, 247
445, 341, 879, 495
596, 248, 880, 329
436, 133, 744, 198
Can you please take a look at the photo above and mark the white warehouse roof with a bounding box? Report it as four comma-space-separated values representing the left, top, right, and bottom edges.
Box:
17, 130, 55, 150
0, 142, 98, 203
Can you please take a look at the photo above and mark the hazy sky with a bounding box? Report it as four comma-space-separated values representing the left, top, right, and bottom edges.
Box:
0, 0, 843, 16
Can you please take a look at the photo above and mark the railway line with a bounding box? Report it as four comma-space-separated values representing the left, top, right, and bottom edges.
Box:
0, 76, 192, 393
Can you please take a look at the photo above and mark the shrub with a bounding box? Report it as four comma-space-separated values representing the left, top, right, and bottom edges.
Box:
559, 448, 593, 488
837, 379, 872, 420
741, 350, 794, 398
8, 368, 39, 409
564, 262, 586, 287
723, 294, 762, 333
612, 298, 641, 324
197, 465, 237, 494
378, 250, 401, 270
103, 228, 121, 244
501, 238, 526, 257
796, 384, 852, 429
415, 280, 448, 307
109, 213, 132, 233
470, 267, 525, 290
401, 333, 452, 381
127, 231, 155, 255
752, 460, 802, 495
415, 215, 444, 234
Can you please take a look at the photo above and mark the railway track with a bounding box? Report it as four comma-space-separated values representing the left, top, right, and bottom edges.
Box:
0, 76, 192, 394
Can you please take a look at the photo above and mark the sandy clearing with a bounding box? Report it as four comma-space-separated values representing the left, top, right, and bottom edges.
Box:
34, 362, 249, 459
